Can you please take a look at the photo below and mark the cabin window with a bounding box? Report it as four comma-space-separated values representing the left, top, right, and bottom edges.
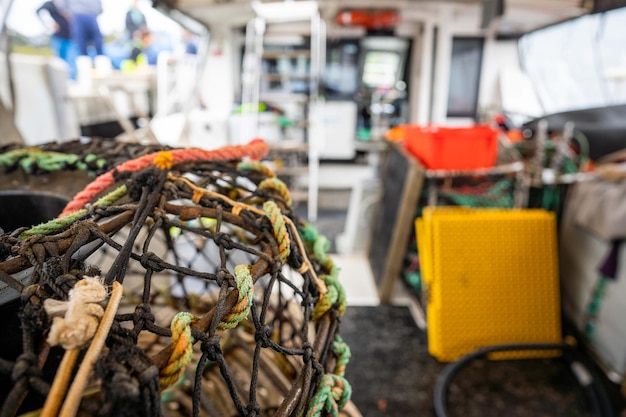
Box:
518, 7, 626, 114
446, 37, 484, 119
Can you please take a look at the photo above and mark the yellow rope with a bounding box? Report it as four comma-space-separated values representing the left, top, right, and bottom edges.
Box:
159, 312, 197, 389
259, 177, 292, 207
218, 264, 254, 330
263, 201, 290, 264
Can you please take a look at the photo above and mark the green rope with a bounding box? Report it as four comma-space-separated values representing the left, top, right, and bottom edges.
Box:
313, 234, 334, 272
312, 272, 346, 320
300, 224, 346, 320
306, 374, 352, 417
0, 148, 29, 166
300, 224, 333, 271
332, 335, 350, 377
306, 335, 352, 416
218, 264, 253, 330
18, 185, 128, 240
584, 275, 609, 341
312, 277, 338, 321
0, 148, 107, 173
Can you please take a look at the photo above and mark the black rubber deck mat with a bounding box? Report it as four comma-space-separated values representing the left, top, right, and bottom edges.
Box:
341, 305, 623, 417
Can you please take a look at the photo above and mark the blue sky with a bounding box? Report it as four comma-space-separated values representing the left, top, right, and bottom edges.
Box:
6, 0, 182, 38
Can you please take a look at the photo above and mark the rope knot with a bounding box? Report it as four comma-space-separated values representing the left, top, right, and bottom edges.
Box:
218, 264, 253, 330
254, 325, 273, 348
214, 232, 234, 250
20, 284, 49, 329
133, 303, 155, 328
270, 257, 284, 274
55, 273, 80, 296
43, 256, 64, 281
107, 321, 137, 347
201, 335, 222, 363
246, 402, 261, 417
11, 352, 39, 382
44, 276, 109, 350
302, 342, 315, 364
137, 364, 159, 385
332, 336, 351, 377
127, 167, 164, 201
215, 268, 230, 287
313, 273, 346, 321
21, 284, 45, 304
140, 252, 165, 272
306, 374, 352, 417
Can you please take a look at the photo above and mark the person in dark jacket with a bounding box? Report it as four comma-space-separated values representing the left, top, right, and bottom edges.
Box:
36, 0, 73, 63
125, 0, 147, 40
62, 0, 104, 56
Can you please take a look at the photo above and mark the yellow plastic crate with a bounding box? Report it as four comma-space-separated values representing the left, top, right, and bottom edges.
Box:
416, 207, 561, 361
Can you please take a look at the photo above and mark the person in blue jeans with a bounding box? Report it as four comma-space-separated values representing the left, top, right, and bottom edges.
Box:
36, 0, 76, 77
62, 0, 103, 56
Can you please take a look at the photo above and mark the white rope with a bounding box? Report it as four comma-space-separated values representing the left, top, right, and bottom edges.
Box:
44, 276, 109, 350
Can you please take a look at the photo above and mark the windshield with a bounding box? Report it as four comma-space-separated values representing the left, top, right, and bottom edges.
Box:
519, 7, 626, 114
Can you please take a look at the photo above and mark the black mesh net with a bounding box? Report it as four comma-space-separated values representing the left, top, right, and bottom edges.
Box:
0, 140, 355, 417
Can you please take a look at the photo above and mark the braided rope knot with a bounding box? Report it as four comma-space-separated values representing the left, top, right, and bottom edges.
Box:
254, 325, 273, 348
332, 336, 351, 377
306, 334, 352, 416
140, 252, 165, 272
159, 311, 197, 389
133, 303, 156, 328
259, 177, 292, 207
11, 352, 40, 382
21, 284, 49, 330
306, 374, 352, 417
263, 201, 290, 264
312, 271, 347, 321
44, 276, 109, 350
201, 335, 223, 363
218, 264, 253, 330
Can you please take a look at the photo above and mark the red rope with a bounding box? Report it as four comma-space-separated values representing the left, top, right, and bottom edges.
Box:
60, 139, 269, 217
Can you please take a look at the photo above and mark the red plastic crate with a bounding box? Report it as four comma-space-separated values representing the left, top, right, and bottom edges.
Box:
403, 125, 499, 170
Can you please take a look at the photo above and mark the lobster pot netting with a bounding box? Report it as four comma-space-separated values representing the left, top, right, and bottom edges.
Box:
0, 140, 354, 417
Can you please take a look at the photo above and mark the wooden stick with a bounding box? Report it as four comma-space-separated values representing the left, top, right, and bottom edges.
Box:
40, 349, 80, 417
58, 281, 123, 417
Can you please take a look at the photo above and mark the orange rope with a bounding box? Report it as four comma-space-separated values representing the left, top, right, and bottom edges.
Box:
60, 139, 269, 217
